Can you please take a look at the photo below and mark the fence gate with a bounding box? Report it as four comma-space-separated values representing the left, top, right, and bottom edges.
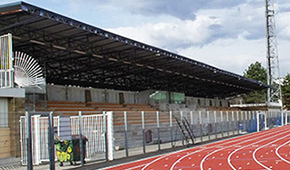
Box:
20, 114, 105, 165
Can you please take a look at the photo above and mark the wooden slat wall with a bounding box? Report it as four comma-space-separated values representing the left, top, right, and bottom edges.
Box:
0, 128, 11, 158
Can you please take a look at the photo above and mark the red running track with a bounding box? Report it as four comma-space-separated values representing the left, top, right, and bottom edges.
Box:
103, 125, 290, 170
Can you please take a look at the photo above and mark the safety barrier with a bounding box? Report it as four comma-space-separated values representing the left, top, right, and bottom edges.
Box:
20, 114, 105, 165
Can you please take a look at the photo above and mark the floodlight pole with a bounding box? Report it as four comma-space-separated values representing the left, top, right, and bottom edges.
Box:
265, 0, 282, 106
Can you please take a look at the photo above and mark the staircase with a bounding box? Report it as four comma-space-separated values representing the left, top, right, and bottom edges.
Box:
175, 116, 195, 145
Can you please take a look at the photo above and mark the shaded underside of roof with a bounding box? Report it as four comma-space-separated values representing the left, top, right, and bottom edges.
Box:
0, 2, 268, 98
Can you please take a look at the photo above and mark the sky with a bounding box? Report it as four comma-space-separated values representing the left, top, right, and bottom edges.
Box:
1, 0, 290, 76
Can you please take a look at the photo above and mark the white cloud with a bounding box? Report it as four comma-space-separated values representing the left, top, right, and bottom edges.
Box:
178, 37, 266, 75
108, 16, 221, 50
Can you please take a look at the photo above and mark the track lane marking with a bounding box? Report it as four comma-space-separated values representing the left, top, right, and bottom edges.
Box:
200, 127, 289, 170
170, 126, 287, 170
275, 139, 290, 164
141, 131, 262, 170
227, 126, 290, 170
253, 133, 290, 169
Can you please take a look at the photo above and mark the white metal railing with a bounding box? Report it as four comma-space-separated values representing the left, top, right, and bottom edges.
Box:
20, 114, 105, 165
0, 33, 13, 88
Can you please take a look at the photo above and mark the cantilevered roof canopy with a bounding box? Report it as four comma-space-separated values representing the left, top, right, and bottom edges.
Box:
0, 2, 268, 98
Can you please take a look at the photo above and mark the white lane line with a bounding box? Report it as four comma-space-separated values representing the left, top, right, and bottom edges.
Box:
200, 127, 288, 170
227, 128, 290, 170
142, 130, 261, 170
275, 139, 290, 164
170, 127, 285, 170
253, 133, 290, 170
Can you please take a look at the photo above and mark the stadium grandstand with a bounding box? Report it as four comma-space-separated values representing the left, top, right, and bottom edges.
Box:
0, 1, 286, 169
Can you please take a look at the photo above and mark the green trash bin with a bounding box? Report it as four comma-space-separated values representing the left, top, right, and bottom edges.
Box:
55, 136, 87, 166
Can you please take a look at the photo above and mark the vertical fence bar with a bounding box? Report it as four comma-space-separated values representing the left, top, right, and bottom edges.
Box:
141, 111, 146, 154
107, 112, 114, 161
79, 111, 84, 166
48, 112, 55, 170
199, 111, 203, 142
265, 111, 268, 130
221, 111, 224, 138
214, 111, 217, 139
245, 111, 248, 132
231, 111, 234, 135
236, 111, 239, 134
124, 111, 129, 157
157, 111, 160, 151
286, 111, 288, 125
257, 111, 260, 132
103, 111, 108, 162
26, 111, 33, 170
281, 111, 284, 126
190, 111, 194, 132
170, 111, 173, 147
180, 111, 184, 146
207, 111, 210, 140
226, 111, 229, 136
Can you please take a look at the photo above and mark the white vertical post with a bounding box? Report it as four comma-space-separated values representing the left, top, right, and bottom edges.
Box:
207, 111, 210, 124
106, 111, 114, 161
221, 111, 224, 138
286, 112, 288, 125
124, 111, 128, 157
281, 112, 284, 126
214, 111, 217, 139
156, 111, 160, 151
34, 115, 40, 165
170, 111, 173, 147
199, 111, 203, 142
257, 112, 259, 132
232, 111, 234, 134
190, 111, 194, 125
170, 111, 173, 127
207, 111, 210, 140
226, 111, 229, 136
265, 112, 268, 130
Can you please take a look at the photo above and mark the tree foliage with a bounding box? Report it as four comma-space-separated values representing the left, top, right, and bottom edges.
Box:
282, 73, 290, 108
243, 62, 267, 103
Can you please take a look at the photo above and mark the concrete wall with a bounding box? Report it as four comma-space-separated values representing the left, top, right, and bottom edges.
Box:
185, 97, 228, 107
46, 84, 138, 104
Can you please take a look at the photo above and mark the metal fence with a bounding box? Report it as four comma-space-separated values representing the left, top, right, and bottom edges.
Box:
0, 109, 289, 169
19, 113, 106, 165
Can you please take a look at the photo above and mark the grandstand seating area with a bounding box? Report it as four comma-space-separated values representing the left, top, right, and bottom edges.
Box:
43, 101, 242, 127
44, 101, 163, 126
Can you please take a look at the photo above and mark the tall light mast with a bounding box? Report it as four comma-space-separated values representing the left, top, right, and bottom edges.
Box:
265, 0, 282, 105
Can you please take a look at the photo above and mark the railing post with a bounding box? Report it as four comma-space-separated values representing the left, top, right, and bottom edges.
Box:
214, 111, 217, 139
141, 111, 146, 153
207, 111, 210, 140
107, 111, 114, 161
157, 111, 161, 151
180, 111, 184, 145
124, 111, 129, 157
48, 111, 55, 170
26, 111, 33, 170
226, 111, 229, 136
257, 111, 260, 132
221, 111, 224, 138
170, 111, 173, 147
103, 111, 108, 162
199, 111, 203, 142
79, 111, 84, 166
